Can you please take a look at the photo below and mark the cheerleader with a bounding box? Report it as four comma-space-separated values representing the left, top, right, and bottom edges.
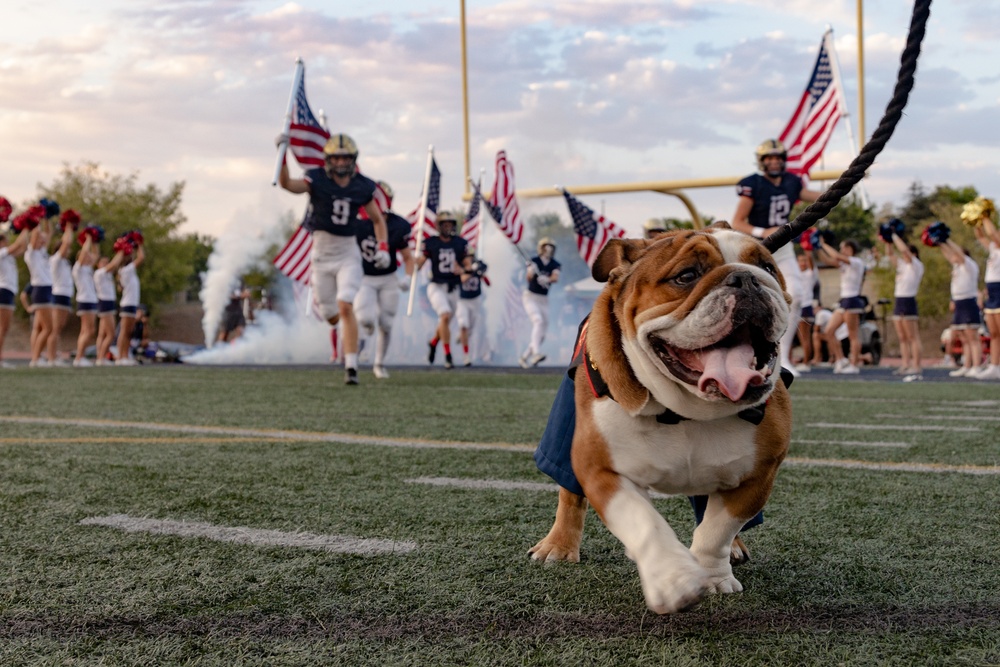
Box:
816, 236, 866, 374
114, 232, 145, 365
23, 203, 57, 367
72, 228, 102, 367
93, 252, 118, 366
880, 219, 924, 379
46, 212, 79, 365
965, 198, 1000, 380
0, 199, 30, 366
929, 223, 982, 377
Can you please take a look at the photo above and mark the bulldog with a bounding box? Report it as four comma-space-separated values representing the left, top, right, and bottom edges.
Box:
528, 222, 793, 614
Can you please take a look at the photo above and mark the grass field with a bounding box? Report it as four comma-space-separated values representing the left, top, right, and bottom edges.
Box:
2, 366, 999, 666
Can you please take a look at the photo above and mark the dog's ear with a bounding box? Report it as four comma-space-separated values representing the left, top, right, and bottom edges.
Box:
592, 238, 653, 283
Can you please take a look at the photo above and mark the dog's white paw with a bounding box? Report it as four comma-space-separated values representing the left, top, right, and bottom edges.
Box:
705, 571, 743, 595
637, 558, 708, 614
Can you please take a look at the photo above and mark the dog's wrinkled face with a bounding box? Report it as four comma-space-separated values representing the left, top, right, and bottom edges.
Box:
589, 224, 790, 420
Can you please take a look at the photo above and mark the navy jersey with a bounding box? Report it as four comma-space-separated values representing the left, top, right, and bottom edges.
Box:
356, 212, 411, 276
459, 273, 484, 299
423, 235, 468, 288
303, 168, 376, 236
527, 256, 561, 295
736, 172, 804, 231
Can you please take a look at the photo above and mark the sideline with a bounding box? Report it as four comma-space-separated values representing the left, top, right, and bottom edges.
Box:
4, 416, 998, 476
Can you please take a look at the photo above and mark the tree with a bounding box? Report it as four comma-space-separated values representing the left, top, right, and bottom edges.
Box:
37, 162, 199, 314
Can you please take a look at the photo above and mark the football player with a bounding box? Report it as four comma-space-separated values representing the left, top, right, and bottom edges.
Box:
520, 237, 560, 368
278, 133, 391, 385
730, 139, 822, 376
353, 181, 415, 379
418, 211, 472, 369
457, 258, 489, 367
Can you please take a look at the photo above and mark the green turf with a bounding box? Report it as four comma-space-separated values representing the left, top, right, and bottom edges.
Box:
1, 367, 998, 665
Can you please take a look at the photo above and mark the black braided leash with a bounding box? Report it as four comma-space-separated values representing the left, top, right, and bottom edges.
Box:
764, 0, 932, 253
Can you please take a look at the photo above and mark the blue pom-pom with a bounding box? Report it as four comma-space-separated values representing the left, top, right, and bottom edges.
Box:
39, 198, 60, 218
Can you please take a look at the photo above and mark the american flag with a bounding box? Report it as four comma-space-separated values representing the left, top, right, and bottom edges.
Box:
562, 190, 627, 267
461, 182, 482, 251
407, 156, 441, 240
779, 31, 845, 176
489, 150, 525, 244
287, 69, 330, 169
500, 271, 528, 349
273, 207, 313, 285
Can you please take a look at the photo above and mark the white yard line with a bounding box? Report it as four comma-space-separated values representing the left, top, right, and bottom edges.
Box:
876, 413, 1000, 422
792, 439, 910, 449
0, 416, 533, 452
6, 416, 997, 476
807, 422, 979, 432
79, 514, 417, 555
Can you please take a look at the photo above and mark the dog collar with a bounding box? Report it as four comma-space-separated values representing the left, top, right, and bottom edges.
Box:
567, 316, 792, 426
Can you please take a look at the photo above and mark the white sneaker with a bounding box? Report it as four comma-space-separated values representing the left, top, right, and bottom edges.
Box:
949, 366, 969, 377
833, 358, 849, 371
793, 363, 811, 373
529, 353, 547, 367
975, 365, 1000, 380
373, 365, 390, 380
902, 373, 923, 383
519, 353, 531, 369
28, 359, 50, 368
73, 358, 93, 367
115, 358, 138, 366
840, 364, 860, 374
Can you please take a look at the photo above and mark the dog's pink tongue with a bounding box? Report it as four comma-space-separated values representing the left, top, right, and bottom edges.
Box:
696, 343, 765, 401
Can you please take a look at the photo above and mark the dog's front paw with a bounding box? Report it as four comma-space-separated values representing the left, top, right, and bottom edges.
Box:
637, 558, 708, 614
528, 537, 580, 563
705, 571, 743, 595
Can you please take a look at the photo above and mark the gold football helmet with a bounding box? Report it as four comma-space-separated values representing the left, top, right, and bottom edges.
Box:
537, 237, 556, 257
323, 133, 359, 157
437, 210, 458, 237
643, 218, 667, 238
755, 139, 786, 175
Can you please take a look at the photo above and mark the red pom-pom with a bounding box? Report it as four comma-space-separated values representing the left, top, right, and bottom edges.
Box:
128, 230, 144, 246
0, 197, 12, 223
60, 209, 81, 231
26, 205, 47, 223
77, 229, 89, 245
113, 236, 135, 256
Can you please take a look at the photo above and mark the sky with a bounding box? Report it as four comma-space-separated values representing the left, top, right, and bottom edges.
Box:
2, 0, 998, 242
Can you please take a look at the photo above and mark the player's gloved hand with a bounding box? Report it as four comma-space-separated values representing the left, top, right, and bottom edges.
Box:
536, 274, 550, 288
373, 241, 392, 269
275, 133, 290, 149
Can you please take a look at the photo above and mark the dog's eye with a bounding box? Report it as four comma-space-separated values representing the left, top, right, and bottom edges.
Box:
759, 261, 777, 276
670, 267, 700, 286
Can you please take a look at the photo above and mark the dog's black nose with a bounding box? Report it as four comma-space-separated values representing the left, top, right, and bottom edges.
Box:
725, 270, 760, 290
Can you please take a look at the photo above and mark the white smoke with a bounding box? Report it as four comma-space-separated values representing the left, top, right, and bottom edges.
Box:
198, 199, 291, 346
189, 198, 595, 368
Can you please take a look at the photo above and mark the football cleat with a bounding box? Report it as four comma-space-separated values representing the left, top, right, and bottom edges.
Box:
444, 353, 454, 370
427, 342, 437, 364
344, 368, 359, 385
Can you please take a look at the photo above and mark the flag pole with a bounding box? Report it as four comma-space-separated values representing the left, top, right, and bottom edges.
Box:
272, 58, 304, 186
407, 145, 435, 316
827, 28, 870, 209
473, 168, 485, 261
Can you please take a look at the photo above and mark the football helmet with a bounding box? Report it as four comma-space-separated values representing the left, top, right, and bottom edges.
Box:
643, 218, 667, 239
323, 133, 359, 177
437, 210, 458, 237
377, 180, 394, 206
755, 139, 787, 176
537, 237, 556, 258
